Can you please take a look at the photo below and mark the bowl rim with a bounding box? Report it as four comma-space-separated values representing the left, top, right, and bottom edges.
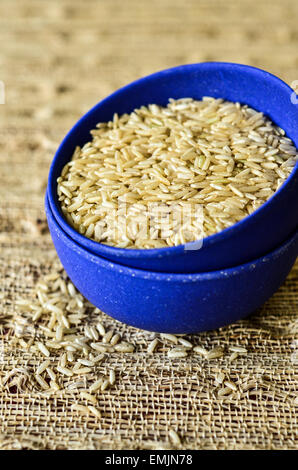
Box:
47, 61, 298, 260
45, 194, 298, 282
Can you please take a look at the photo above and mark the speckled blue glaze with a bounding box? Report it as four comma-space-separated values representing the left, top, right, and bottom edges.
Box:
47, 62, 298, 273
45, 195, 298, 334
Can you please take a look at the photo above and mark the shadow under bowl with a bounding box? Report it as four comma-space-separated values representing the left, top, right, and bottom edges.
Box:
45, 194, 298, 334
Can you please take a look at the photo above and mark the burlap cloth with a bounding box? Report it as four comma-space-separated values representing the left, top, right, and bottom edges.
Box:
0, 0, 297, 450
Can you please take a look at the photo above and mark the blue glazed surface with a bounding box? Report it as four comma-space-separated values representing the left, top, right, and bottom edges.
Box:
47, 62, 298, 273
45, 195, 298, 334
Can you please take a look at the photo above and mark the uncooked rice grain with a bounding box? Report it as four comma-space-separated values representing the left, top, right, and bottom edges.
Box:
89, 379, 103, 393
88, 406, 102, 419
96, 322, 106, 336
67, 351, 74, 362
46, 341, 62, 350
35, 374, 49, 390
167, 348, 188, 358
36, 360, 50, 375
57, 98, 297, 249
37, 342, 50, 357
230, 352, 239, 362
169, 429, 181, 446
147, 338, 159, 354
114, 342, 134, 353
92, 353, 105, 363
218, 387, 233, 397
206, 347, 225, 360
90, 342, 114, 353
161, 333, 178, 344
193, 345, 208, 356
224, 380, 237, 391
73, 367, 92, 375
229, 346, 248, 354
71, 404, 90, 415
13, 267, 269, 433
80, 391, 97, 404
215, 372, 225, 384
102, 330, 114, 344
60, 352, 67, 368
50, 381, 60, 391
178, 338, 193, 348
101, 379, 110, 391
109, 369, 116, 385
77, 358, 94, 367
46, 368, 56, 381
110, 333, 121, 346
56, 365, 73, 377
90, 326, 99, 341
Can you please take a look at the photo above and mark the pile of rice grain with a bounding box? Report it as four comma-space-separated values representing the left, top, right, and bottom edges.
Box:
57, 97, 297, 248
11, 270, 247, 410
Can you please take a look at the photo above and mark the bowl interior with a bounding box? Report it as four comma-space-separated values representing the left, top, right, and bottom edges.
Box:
48, 62, 298, 258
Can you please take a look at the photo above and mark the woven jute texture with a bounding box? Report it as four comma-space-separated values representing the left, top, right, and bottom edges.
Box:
0, 0, 297, 450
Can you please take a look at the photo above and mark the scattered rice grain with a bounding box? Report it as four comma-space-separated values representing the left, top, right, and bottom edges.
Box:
37, 342, 50, 357
193, 346, 208, 356
147, 338, 159, 354
160, 334, 178, 344
36, 360, 50, 375
89, 378, 103, 393
88, 406, 101, 419
80, 391, 97, 404
169, 429, 181, 446
56, 366, 73, 377
109, 370, 116, 385
167, 348, 188, 358
57, 98, 297, 249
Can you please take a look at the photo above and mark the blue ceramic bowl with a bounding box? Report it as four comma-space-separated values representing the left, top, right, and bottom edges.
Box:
47, 62, 298, 273
45, 194, 298, 334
